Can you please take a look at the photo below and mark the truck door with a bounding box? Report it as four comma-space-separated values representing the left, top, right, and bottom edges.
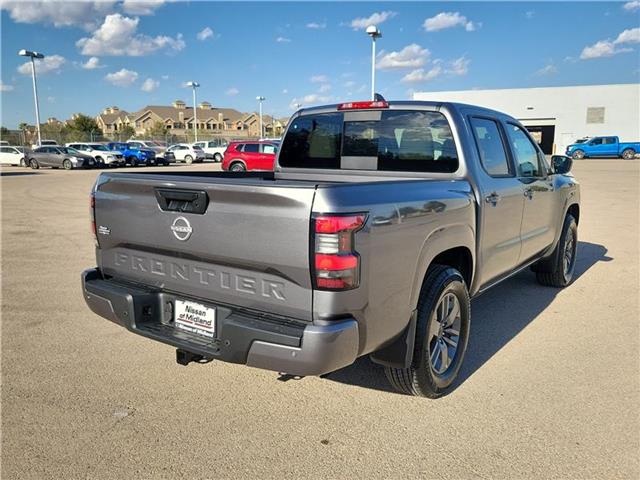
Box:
259, 143, 277, 170
587, 137, 606, 157
469, 116, 525, 287
602, 137, 618, 156
503, 123, 557, 262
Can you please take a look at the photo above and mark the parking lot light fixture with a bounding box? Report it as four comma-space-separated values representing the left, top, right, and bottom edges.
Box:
365, 25, 382, 101
256, 96, 266, 139
18, 49, 45, 146
186, 81, 200, 142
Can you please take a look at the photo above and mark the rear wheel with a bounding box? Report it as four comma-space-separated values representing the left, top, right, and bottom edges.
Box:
384, 265, 470, 398
622, 148, 636, 160
19, 158, 26, 167
214, 153, 223, 162
230, 162, 246, 172
184, 155, 193, 165
62, 159, 72, 170
30, 159, 39, 169
572, 149, 585, 160
128, 156, 138, 167
535, 214, 578, 287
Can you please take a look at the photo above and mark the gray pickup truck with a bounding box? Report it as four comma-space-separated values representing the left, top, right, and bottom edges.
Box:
82, 99, 580, 397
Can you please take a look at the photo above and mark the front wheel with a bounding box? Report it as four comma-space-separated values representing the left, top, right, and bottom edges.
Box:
535, 214, 578, 287
230, 162, 246, 172
19, 158, 26, 167
385, 265, 470, 398
622, 148, 636, 160
62, 159, 72, 170
572, 149, 585, 160
184, 155, 193, 165
128, 156, 139, 167
29, 159, 39, 169
214, 153, 223, 162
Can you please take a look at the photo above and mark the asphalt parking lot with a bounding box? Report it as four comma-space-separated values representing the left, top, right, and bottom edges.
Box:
1, 160, 638, 479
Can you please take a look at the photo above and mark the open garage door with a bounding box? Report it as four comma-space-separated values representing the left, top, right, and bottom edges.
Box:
524, 125, 556, 154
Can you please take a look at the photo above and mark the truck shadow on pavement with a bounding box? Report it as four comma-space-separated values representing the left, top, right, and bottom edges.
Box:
323, 241, 611, 396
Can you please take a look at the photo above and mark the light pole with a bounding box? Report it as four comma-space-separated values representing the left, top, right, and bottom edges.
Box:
18, 49, 44, 146
186, 81, 200, 142
256, 96, 265, 139
366, 25, 382, 101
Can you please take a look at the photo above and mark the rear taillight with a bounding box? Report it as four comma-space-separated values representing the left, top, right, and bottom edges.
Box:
312, 213, 366, 291
337, 100, 389, 110
90, 192, 97, 246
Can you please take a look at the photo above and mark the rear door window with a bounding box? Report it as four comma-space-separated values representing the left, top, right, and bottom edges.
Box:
279, 110, 458, 172
243, 144, 259, 153
261, 144, 277, 154
470, 117, 511, 176
504, 124, 544, 178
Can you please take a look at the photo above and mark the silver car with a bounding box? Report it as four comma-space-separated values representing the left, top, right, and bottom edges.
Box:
28, 146, 96, 170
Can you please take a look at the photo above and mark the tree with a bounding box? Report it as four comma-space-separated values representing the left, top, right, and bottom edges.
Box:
120, 125, 136, 140
66, 114, 101, 136
144, 121, 167, 139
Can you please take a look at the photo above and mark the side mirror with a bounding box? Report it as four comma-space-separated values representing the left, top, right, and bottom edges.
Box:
551, 155, 573, 174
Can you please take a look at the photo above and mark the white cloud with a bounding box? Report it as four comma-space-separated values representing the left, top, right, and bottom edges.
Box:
275, 36, 291, 43
226, 87, 239, 96
289, 93, 333, 109
161, 74, 169, 80
401, 66, 443, 83
17, 55, 66, 75
525, 10, 535, 19
344, 80, 357, 88
310, 74, 329, 83
377, 44, 429, 70
349, 11, 397, 30
0, 1, 116, 30
623, 1, 640, 11
282, 88, 288, 94
122, 0, 167, 15
77, 14, 185, 56
306, 21, 326, 29
615, 27, 640, 44
535, 63, 557, 76
0, 81, 14, 92
580, 28, 639, 59
318, 84, 332, 93
197, 27, 214, 41
81, 56, 103, 69
141, 77, 159, 92
447, 56, 470, 76
423, 12, 478, 32
105, 68, 138, 87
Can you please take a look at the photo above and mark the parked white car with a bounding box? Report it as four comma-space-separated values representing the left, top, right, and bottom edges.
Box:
0, 146, 29, 166
166, 143, 205, 164
192, 139, 228, 162
30, 139, 58, 149
65, 142, 125, 167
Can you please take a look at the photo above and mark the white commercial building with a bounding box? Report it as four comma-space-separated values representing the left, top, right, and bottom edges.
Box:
413, 83, 640, 154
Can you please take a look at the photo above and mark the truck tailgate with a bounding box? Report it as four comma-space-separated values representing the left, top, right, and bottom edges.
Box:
93, 173, 316, 320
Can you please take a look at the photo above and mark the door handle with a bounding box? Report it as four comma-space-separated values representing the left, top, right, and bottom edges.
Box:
523, 188, 533, 199
485, 192, 501, 205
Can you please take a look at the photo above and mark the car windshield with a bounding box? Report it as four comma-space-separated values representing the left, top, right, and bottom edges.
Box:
575, 139, 587, 144
90, 144, 109, 151
192, 145, 203, 151
59, 147, 80, 154
150, 141, 166, 147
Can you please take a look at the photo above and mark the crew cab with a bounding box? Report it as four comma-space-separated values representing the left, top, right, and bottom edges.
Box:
566, 136, 639, 160
193, 139, 229, 162
222, 140, 278, 171
66, 142, 125, 167
82, 99, 580, 398
106, 142, 160, 167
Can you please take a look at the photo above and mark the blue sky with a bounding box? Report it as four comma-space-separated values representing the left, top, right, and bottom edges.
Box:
1, 1, 639, 128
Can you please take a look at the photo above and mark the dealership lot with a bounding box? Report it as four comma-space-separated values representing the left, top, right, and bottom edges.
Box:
1, 160, 638, 478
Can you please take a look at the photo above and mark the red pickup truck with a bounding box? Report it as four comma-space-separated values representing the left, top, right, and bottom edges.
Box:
222, 140, 279, 171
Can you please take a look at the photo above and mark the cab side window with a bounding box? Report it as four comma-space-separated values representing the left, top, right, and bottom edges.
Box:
470, 117, 511, 176
505, 124, 544, 178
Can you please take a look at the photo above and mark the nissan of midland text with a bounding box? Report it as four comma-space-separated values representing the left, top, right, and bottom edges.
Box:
82, 99, 580, 397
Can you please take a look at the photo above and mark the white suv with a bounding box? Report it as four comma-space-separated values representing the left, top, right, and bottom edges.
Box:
166, 144, 205, 164
66, 142, 125, 167
192, 139, 228, 162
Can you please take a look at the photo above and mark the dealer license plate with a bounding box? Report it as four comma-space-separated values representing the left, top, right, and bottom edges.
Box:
174, 299, 216, 338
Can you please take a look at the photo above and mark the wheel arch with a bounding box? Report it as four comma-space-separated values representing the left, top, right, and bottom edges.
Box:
229, 158, 246, 169
567, 203, 580, 225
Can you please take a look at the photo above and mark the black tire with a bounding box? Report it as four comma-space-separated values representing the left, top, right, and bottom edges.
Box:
29, 159, 39, 169
572, 149, 585, 160
214, 153, 223, 162
622, 148, 636, 160
535, 214, 578, 288
19, 158, 26, 167
384, 264, 471, 398
62, 159, 72, 170
230, 162, 246, 172
128, 156, 138, 167
184, 155, 193, 165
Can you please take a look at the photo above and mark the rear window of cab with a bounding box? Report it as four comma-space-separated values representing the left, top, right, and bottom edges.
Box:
279, 110, 458, 173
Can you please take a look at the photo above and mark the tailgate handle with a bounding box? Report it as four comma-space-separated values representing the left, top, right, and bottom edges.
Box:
155, 188, 209, 214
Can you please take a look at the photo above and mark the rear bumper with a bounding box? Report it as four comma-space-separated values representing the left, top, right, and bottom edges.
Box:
81, 269, 359, 376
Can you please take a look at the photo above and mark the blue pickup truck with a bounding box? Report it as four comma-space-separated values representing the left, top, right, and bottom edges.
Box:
106, 142, 159, 167
566, 136, 639, 160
